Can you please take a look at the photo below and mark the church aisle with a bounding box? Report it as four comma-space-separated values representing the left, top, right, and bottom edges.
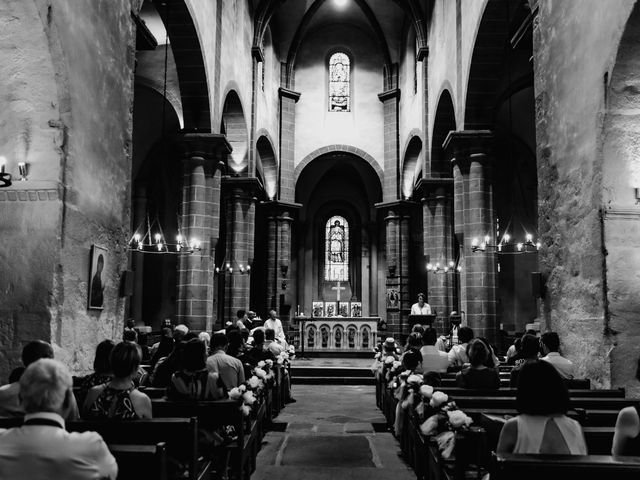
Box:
252, 385, 415, 480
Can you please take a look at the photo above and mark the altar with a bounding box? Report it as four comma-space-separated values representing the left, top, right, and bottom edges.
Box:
293, 316, 379, 352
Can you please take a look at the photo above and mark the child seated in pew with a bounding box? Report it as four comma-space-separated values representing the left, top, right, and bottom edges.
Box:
612, 356, 640, 455
84, 341, 152, 420
455, 339, 500, 390
168, 338, 225, 400
497, 361, 587, 455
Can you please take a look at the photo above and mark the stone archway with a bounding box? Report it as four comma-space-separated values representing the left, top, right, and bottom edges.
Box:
221, 90, 249, 175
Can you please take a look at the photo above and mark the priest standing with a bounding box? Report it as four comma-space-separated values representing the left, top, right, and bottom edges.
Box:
264, 310, 287, 344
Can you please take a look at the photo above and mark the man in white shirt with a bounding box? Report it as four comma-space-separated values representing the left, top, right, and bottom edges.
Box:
410, 293, 432, 315
448, 326, 474, 368
0, 359, 117, 480
420, 327, 450, 373
540, 331, 574, 379
264, 310, 287, 344
207, 333, 246, 389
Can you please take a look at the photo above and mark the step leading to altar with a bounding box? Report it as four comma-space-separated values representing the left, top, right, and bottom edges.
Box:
291, 358, 375, 385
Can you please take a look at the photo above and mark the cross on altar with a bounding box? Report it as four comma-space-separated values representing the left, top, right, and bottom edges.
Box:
331, 281, 346, 301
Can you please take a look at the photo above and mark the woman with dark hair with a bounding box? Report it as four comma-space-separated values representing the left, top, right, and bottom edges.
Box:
509, 334, 540, 387
456, 339, 500, 389
612, 357, 640, 455
167, 339, 224, 400
475, 337, 500, 369
404, 332, 423, 353
497, 361, 586, 454
83, 341, 152, 419
79, 340, 115, 392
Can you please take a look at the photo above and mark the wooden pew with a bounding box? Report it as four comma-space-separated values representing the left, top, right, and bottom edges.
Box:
452, 396, 635, 411
438, 387, 624, 398
67, 418, 205, 480
109, 442, 167, 480
151, 398, 259, 480
493, 453, 640, 480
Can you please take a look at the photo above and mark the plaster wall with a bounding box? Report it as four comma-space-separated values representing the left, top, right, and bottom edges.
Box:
255, 28, 281, 155
294, 24, 385, 169
398, 27, 423, 163
534, 0, 636, 388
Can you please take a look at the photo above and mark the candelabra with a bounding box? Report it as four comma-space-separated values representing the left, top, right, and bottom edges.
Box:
214, 259, 252, 275
128, 215, 201, 255
426, 260, 462, 274
471, 233, 540, 254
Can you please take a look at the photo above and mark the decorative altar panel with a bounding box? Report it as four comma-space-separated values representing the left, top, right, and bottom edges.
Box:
296, 317, 378, 352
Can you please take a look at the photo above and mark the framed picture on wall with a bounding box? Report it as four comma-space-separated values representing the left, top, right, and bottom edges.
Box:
88, 244, 108, 310
338, 302, 349, 317
350, 302, 362, 317
325, 302, 336, 317
312, 301, 324, 317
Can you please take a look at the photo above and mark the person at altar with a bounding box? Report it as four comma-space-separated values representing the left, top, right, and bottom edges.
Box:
410, 293, 432, 315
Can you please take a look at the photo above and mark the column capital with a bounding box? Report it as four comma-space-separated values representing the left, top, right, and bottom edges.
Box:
416, 178, 454, 202
222, 176, 262, 197
279, 87, 301, 102
375, 199, 419, 217
258, 199, 302, 218
378, 88, 401, 103
443, 130, 494, 165
175, 132, 232, 160
417, 46, 429, 62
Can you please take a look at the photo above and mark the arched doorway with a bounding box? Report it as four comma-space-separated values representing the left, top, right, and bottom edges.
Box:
294, 151, 383, 317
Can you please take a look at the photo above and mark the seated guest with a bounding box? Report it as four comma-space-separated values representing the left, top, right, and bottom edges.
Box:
122, 330, 147, 386
420, 327, 449, 374
497, 360, 586, 454
78, 340, 114, 392
149, 339, 184, 388
404, 332, 423, 354
173, 324, 189, 342
448, 326, 474, 368
0, 359, 118, 479
455, 339, 501, 389
207, 333, 245, 390
199, 331, 211, 353
509, 334, 540, 387
393, 350, 423, 436
84, 341, 152, 419
264, 328, 285, 356
411, 324, 425, 336
540, 331, 574, 379
476, 337, 500, 369
612, 357, 640, 455
149, 327, 173, 361
150, 332, 175, 369
506, 338, 522, 365
244, 329, 275, 367
0, 340, 79, 420
226, 329, 246, 358
235, 309, 249, 329
168, 339, 224, 400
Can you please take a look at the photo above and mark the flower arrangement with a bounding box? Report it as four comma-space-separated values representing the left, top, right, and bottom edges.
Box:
416, 386, 473, 459
228, 358, 279, 416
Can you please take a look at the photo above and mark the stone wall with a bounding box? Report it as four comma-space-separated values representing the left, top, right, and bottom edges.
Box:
534, 0, 636, 388
0, 0, 135, 379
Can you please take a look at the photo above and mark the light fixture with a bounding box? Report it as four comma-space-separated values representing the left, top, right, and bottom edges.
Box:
128, 214, 200, 255
471, 233, 541, 254
334, 0, 348, 6
0, 156, 10, 188
427, 260, 462, 274
214, 259, 252, 276
18, 162, 28, 181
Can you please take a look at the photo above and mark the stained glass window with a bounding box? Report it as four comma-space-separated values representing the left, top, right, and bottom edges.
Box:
329, 52, 351, 112
325, 215, 349, 281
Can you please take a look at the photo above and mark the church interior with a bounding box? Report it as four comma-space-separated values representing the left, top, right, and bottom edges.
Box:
2, 0, 640, 476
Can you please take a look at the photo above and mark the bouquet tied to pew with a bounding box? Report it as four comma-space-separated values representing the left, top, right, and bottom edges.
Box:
417, 387, 474, 459
229, 360, 276, 416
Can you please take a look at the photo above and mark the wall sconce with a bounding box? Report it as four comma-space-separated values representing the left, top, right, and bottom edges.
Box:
635, 188, 640, 205
280, 264, 289, 278
0, 156, 11, 188
18, 162, 28, 181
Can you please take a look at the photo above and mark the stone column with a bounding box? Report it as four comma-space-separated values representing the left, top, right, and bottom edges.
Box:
131, 182, 147, 324
376, 200, 416, 341
418, 178, 456, 333
368, 222, 379, 317
262, 200, 301, 329
175, 133, 231, 331
444, 131, 498, 342
278, 87, 301, 203
417, 46, 430, 175
222, 177, 261, 322
378, 87, 401, 202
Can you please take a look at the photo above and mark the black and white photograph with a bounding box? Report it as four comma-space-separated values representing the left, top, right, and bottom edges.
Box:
2, 1, 640, 479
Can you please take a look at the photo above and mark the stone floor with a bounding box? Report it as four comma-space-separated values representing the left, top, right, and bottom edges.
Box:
251, 385, 415, 480
292, 357, 373, 368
